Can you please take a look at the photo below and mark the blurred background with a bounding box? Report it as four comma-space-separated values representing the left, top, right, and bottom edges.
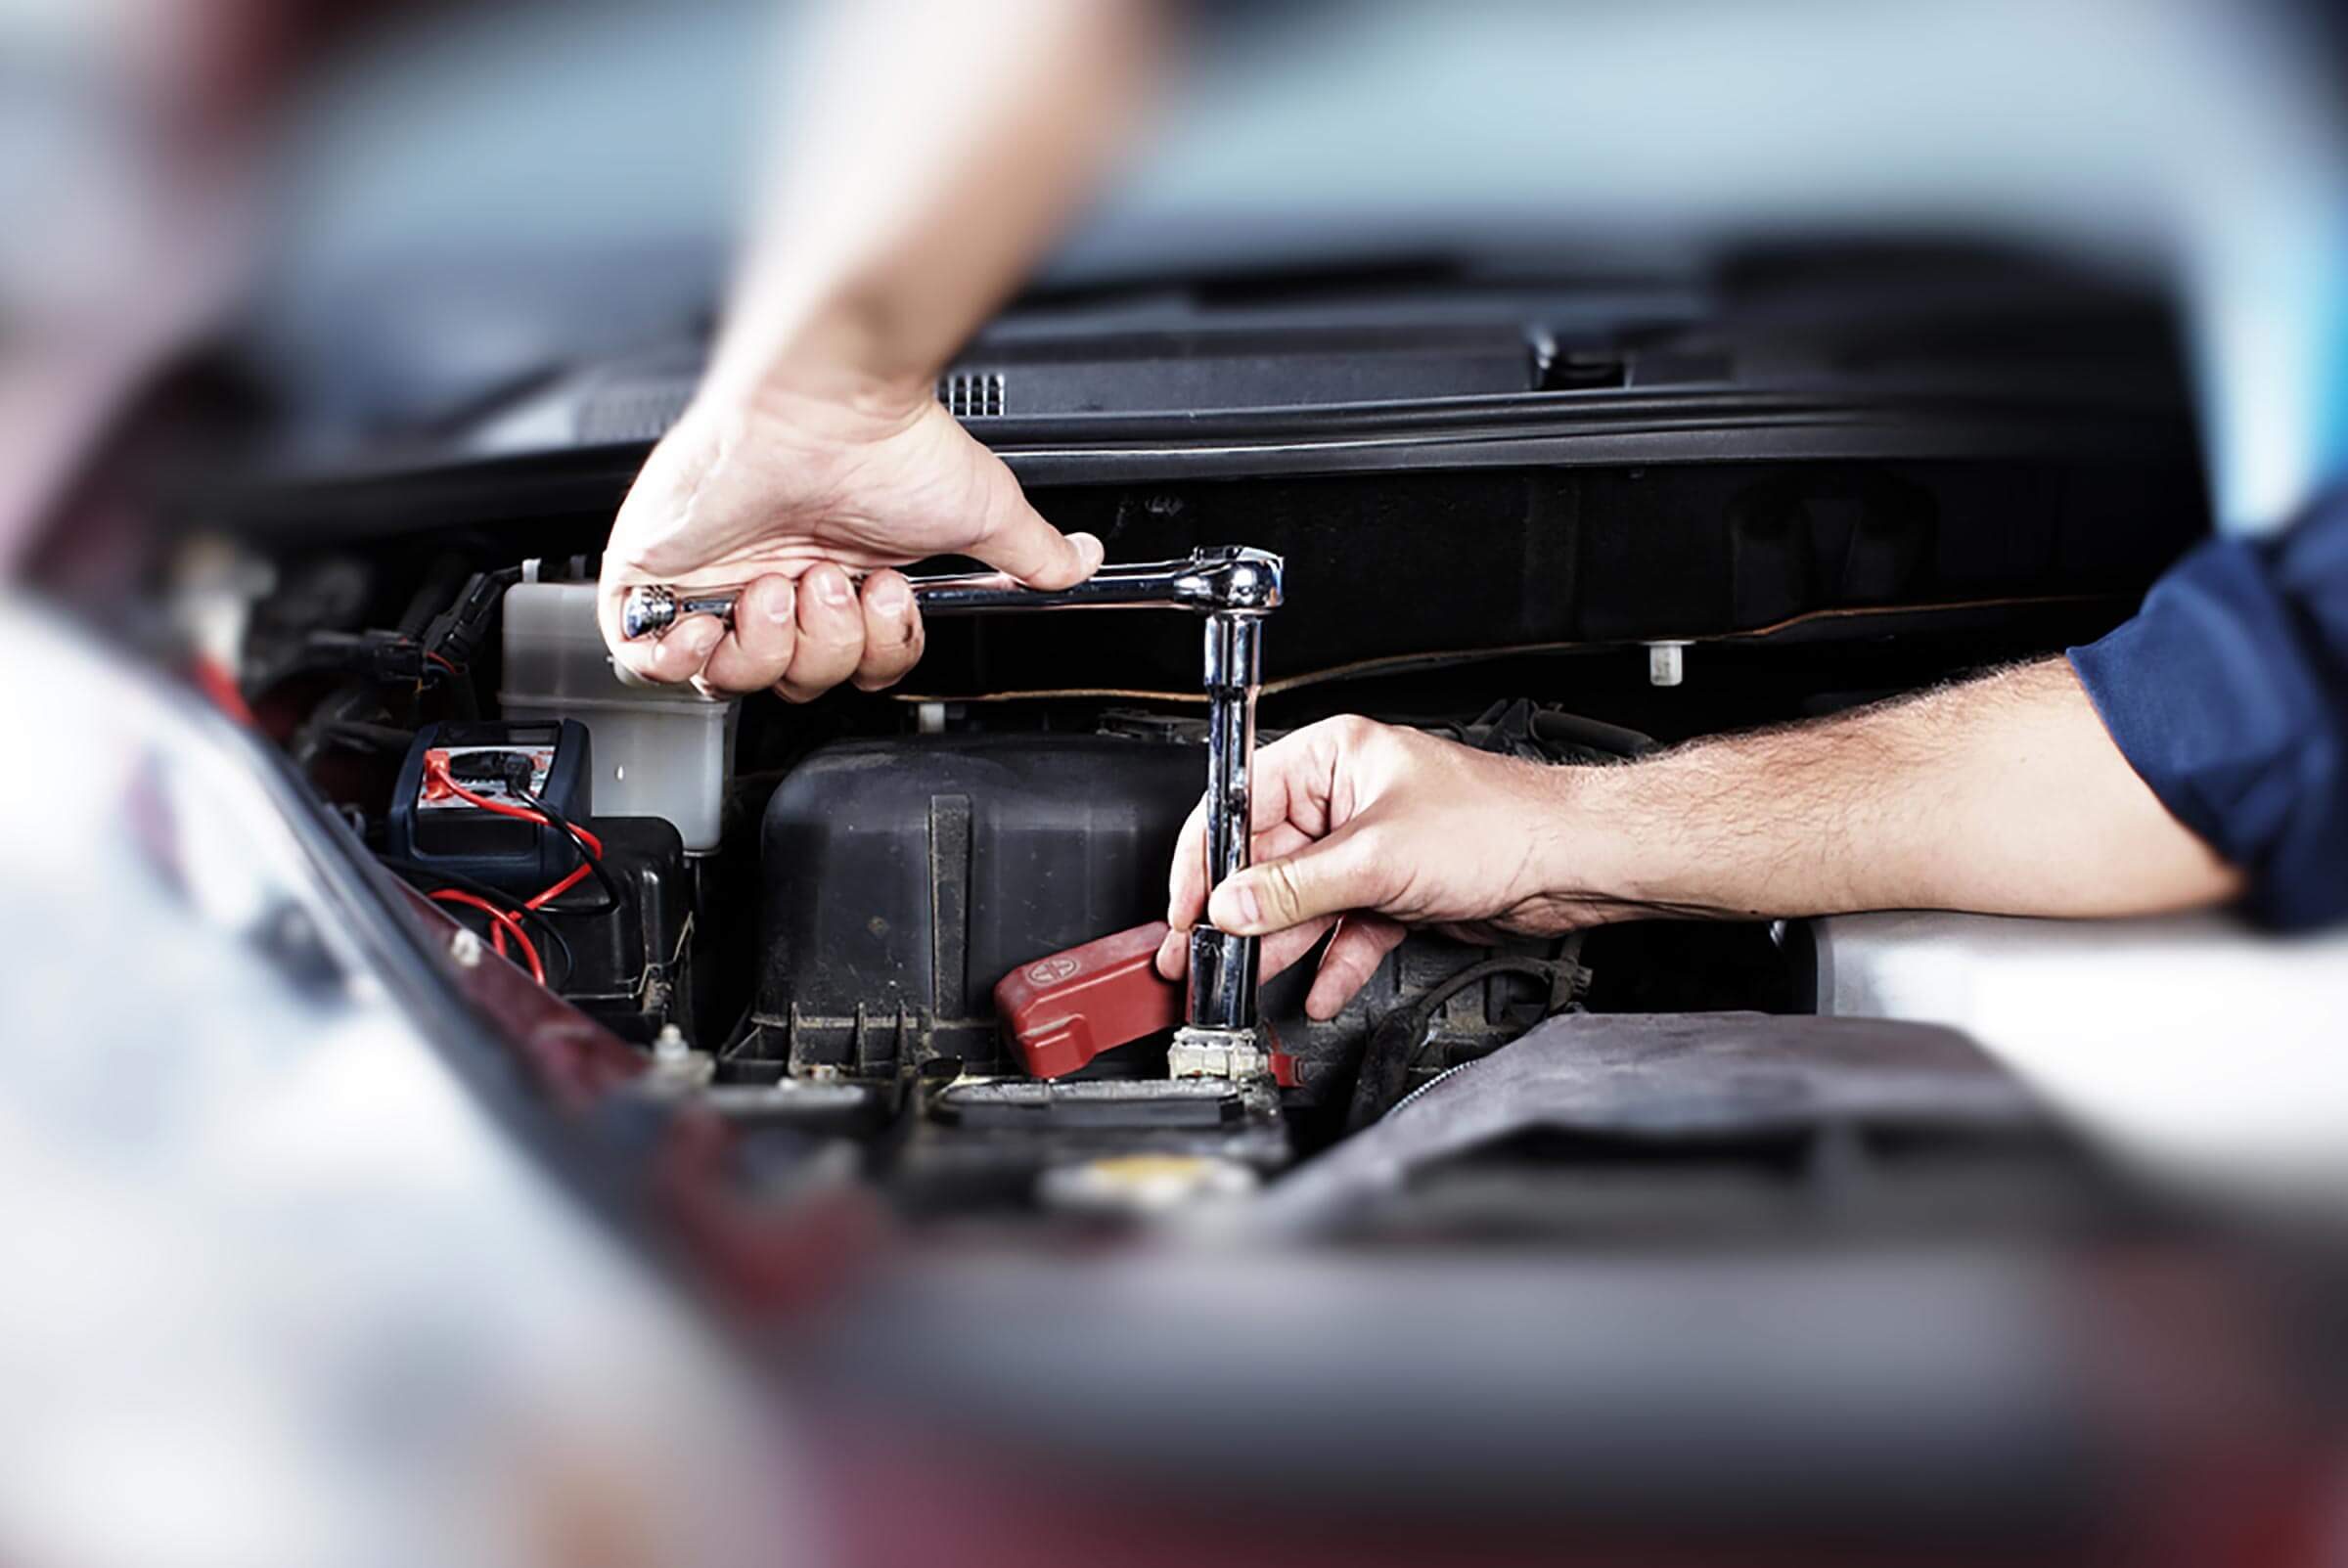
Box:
6, 3, 2348, 1565
10, 0, 2348, 537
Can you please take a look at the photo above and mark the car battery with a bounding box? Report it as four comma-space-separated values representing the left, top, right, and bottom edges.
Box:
759, 734, 1203, 1073
386, 719, 593, 896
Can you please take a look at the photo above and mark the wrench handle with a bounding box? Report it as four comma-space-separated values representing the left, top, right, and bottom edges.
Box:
1184, 613, 1262, 1034
617, 547, 1280, 640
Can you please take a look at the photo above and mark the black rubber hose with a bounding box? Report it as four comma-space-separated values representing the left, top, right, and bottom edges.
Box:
1525, 707, 1657, 759
1342, 954, 1588, 1133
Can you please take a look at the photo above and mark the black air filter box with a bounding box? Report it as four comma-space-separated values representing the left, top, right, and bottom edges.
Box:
758, 735, 1201, 1071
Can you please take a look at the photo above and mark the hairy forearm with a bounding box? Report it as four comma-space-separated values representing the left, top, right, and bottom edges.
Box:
1558, 658, 2244, 922
704, 0, 1166, 409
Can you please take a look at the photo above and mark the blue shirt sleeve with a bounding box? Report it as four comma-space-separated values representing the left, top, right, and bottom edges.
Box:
2068, 489, 2348, 930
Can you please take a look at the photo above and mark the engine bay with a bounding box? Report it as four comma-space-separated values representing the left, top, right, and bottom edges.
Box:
217, 422, 2203, 1230
58, 254, 2348, 1551
23, 0, 2348, 1537
132, 250, 2219, 1237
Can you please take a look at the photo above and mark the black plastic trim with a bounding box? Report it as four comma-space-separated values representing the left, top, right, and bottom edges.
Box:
206, 386, 2194, 543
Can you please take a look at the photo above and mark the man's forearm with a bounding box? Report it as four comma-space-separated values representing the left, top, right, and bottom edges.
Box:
1561, 657, 2245, 922
704, 0, 1166, 409
1163, 662, 2244, 1011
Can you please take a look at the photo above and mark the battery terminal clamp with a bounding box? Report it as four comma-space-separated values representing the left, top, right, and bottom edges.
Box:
992, 920, 1300, 1086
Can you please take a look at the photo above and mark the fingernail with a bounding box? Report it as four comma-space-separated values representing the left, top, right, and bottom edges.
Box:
764, 580, 795, 625
816, 569, 851, 605
1210, 881, 1261, 930
1072, 532, 1105, 571
869, 576, 907, 615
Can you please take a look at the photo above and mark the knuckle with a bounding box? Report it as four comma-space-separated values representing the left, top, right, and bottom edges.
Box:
1259, 860, 1306, 919
800, 623, 864, 675
800, 573, 858, 629
806, 609, 859, 651
1287, 716, 1348, 753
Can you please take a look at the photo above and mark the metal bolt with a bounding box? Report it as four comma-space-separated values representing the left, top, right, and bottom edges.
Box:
450, 928, 484, 968
1647, 642, 1689, 688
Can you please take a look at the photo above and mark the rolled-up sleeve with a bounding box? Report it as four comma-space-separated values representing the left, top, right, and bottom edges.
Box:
2068, 491, 2348, 929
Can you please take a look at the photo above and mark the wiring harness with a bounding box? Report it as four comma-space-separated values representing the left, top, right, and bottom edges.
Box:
415, 749, 618, 987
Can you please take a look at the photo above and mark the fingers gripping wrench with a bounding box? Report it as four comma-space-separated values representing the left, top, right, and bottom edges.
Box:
620, 549, 1284, 1079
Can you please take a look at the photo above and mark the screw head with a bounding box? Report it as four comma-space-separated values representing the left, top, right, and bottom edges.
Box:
620, 585, 676, 641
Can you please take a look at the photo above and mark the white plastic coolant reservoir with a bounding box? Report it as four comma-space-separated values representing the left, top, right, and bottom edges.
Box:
500, 579, 735, 850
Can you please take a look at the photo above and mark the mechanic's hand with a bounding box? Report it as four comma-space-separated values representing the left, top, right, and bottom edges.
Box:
1156, 717, 1600, 1019
599, 379, 1102, 698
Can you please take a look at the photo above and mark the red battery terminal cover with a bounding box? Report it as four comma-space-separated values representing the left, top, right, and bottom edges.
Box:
993, 920, 1298, 1085
995, 920, 1181, 1078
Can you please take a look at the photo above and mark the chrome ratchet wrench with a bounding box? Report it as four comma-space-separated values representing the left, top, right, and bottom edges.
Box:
619, 548, 1286, 1080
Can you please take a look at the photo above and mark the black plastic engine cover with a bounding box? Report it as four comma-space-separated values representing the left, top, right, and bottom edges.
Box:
757, 735, 1202, 1072
545, 816, 690, 1046
753, 720, 1598, 1101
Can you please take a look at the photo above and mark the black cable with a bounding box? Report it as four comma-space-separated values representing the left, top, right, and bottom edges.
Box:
421, 566, 521, 721
514, 786, 625, 916
1525, 707, 1657, 760
398, 555, 475, 639
1342, 953, 1589, 1133
399, 860, 576, 990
